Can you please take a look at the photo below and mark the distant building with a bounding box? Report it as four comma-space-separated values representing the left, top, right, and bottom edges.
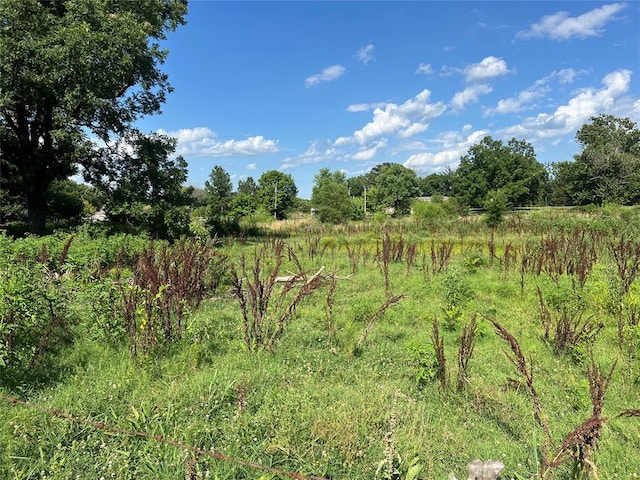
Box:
415, 196, 450, 203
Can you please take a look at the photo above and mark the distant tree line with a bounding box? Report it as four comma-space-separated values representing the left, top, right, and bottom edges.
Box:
3, 110, 640, 237
307, 114, 640, 224
1, 3, 639, 237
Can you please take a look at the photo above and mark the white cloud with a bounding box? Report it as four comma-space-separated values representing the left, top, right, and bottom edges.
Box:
353, 139, 388, 161
305, 65, 346, 87
501, 69, 633, 139
347, 102, 386, 112
355, 44, 375, 64
290, 90, 447, 168
334, 136, 352, 146
416, 63, 433, 75
403, 128, 489, 173
247, 163, 256, 170
353, 107, 408, 144
399, 122, 429, 138
451, 84, 493, 110
158, 127, 279, 157
280, 141, 341, 170
464, 56, 513, 83
517, 3, 626, 40
553, 67, 585, 84
485, 68, 588, 116
350, 89, 447, 145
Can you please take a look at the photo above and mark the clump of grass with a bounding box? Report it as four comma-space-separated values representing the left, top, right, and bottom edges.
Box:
356, 294, 405, 352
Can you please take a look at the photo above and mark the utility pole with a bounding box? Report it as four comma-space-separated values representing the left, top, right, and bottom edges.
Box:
273, 182, 278, 220
363, 185, 367, 216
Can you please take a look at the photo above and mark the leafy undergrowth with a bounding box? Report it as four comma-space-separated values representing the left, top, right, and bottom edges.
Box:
1, 215, 640, 479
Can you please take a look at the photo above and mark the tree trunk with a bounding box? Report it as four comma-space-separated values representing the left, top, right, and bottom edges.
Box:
27, 187, 48, 234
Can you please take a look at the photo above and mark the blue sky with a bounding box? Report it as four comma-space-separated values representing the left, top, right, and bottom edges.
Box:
136, 1, 640, 199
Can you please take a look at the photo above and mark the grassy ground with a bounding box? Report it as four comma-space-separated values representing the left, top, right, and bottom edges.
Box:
1, 213, 640, 479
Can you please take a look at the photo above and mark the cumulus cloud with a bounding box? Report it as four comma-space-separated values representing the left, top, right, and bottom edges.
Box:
305, 65, 346, 87
517, 3, 626, 40
157, 127, 279, 157
398, 122, 430, 138
403, 128, 489, 173
349, 89, 447, 145
334, 136, 352, 147
280, 141, 341, 170
416, 63, 433, 75
501, 69, 632, 139
451, 84, 493, 110
289, 90, 447, 168
553, 67, 586, 84
353, 139, 388, 160
247, 163, 256, 170
347, 102, 387, 112
464, 56, 513, 83
485, 68, 587, 116
355, 44, 375, 64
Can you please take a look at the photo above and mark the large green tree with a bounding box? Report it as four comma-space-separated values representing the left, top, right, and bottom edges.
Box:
89, 133, 191, 239
311, 168, 352, 223
256, 170, 298, 220
229, 176, 258, 218
419, 169, 455, 197
237, 176, 258, 196
205, 165, 233, 215
368, 163, 420, 215
551, 115, 640, 206
0, 0, 187, 233
453, 136, 547, 208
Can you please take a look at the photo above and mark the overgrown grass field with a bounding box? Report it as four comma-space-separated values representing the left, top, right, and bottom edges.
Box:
1, 210, 640, 479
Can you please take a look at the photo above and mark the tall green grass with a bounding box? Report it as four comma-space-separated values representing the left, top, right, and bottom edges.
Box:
1, 210, 640, 479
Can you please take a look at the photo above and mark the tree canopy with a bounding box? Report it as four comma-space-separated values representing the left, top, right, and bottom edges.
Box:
550, 115, 640, 206
0, 0, 187, 233
89, 133, 191, 239
256, 170, 298, 220
367, 163, 420, 215
311, 168, 352, 223
453, 136, 547, 208
205, 165, 233, 216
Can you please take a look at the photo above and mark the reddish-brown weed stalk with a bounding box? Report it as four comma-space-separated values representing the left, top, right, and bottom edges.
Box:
431, 317, 448, 390
457, 313, 478, 392
357, 294, 405, 349
490, 319, 552, 476
536, 286, 603, 353
609, 233, 640, 295
230, 239, 326, 351
116, 239, 222, 358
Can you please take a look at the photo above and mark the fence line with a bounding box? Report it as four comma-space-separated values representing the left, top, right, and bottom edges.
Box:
1, 394, 330, 480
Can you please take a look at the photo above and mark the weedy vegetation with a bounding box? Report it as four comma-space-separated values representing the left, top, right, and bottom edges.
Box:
2, 210, 640, 479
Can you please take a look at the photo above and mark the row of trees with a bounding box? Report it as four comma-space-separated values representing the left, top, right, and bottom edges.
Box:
0, 3, 638, 236
201, 168, 297, 230
307, 114, 640, 224
2, 112, 639, 237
